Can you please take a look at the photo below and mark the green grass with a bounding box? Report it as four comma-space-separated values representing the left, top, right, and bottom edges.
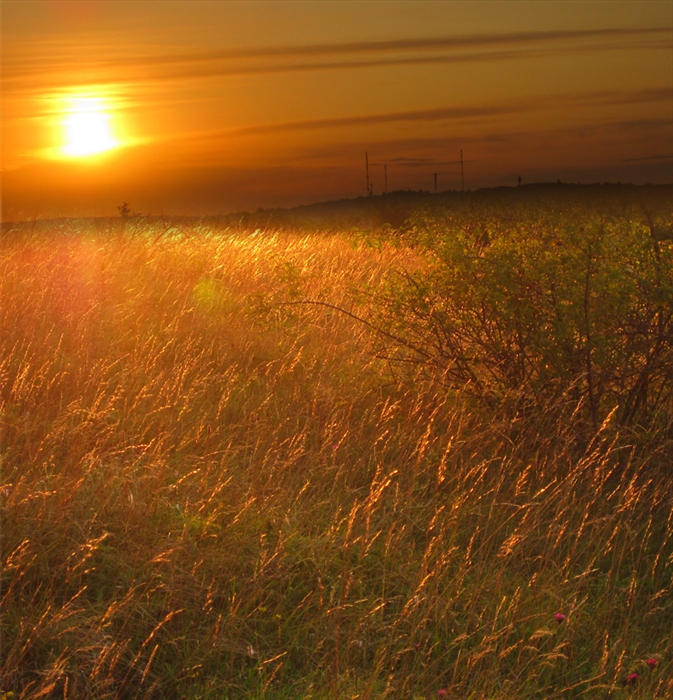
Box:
1, 212, 672, 699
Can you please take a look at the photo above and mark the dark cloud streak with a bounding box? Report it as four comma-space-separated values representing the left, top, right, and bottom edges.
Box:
622, 153, 673, 162
192, 88, 672, 138
3, 27, 670, 92
7, 26, 669, 67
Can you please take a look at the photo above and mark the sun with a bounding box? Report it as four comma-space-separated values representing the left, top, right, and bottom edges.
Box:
61, 97, 118, 158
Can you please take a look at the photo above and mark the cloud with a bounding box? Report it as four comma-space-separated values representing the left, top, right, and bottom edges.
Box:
622, 153, 673, 162
229, 104, 524, 137
3, 26, 671, 91
135, 26, 672, 62
272, 114, 673, 169
180, 87, 672, 140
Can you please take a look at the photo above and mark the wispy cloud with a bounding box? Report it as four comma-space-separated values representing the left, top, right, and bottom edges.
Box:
622, 153, 673, 162
229, 104, 523, 136
188, 87, 672, 139
263, 115, 673, 171
3, 26, 671, 91
133, 26, 673, 61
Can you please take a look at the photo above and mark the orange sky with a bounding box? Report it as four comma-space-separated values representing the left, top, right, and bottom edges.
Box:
2, 0, 672, 220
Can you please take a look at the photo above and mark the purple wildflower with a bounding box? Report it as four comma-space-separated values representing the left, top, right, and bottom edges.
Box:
623, 672, 639, 685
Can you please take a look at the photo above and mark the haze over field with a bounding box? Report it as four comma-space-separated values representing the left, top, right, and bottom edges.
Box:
2, 0, 672, 220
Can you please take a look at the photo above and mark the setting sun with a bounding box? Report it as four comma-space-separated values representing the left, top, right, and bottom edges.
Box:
61, 97, 117, 157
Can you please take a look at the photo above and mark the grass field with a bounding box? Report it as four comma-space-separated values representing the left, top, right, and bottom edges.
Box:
2, 191, 672, 698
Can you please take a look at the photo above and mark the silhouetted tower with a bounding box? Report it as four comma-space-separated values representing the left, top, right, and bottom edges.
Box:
384, 164, 388, 194
518, 175, 522, 187
460, 149, 465, 191
434, 173, 438, 193
365, 152, 370, 197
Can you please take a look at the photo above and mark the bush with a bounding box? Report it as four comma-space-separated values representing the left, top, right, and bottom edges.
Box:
368, 201, 673, 432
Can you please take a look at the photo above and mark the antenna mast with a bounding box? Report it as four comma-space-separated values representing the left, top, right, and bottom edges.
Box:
460, 149, 465, 191
365, 152, 370, 196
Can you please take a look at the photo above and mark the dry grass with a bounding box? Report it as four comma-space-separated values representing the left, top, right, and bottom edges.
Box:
1, 220, 672, 699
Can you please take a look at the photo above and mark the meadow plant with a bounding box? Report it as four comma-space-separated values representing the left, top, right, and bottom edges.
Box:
366, 197, 673, 436
1, 203, 672, 698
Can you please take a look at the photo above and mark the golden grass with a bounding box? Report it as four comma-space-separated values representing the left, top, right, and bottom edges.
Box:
1, 221, 672, 699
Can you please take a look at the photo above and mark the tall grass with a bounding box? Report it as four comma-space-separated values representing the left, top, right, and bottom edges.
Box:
1, 217, 672, 699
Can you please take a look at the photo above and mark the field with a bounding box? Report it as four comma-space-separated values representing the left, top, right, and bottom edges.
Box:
2, 187, 673, 698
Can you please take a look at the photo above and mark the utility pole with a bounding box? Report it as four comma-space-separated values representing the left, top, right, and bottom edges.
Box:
460, 149, 465, 191
434, 172, 438, 193
384, 164, 388, 194
365, 152, 370, 197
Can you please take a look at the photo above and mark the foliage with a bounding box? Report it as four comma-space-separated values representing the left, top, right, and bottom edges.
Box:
367, 200, 673, 432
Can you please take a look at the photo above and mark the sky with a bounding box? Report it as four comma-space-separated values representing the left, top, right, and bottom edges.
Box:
2, 0, 672, 220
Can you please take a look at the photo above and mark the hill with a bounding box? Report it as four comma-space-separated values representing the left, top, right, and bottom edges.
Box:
3, 182, 672, 235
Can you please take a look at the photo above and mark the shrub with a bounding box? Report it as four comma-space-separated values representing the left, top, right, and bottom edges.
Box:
368, 201, 673, 432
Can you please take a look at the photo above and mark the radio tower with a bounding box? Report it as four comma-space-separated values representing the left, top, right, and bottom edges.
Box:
365, 152, 370, 196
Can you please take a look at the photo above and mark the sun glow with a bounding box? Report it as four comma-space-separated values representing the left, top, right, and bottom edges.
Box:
61, 97, 118, 158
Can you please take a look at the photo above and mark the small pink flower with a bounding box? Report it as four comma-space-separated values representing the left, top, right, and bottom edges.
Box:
437, 691, 448, 698
554, 613, 567, 623
646, 657, 658, 669
624, 672, 639, 685
413, 642, 421, 651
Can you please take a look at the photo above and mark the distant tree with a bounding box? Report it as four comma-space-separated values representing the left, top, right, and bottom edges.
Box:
118, 202, 132, 218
